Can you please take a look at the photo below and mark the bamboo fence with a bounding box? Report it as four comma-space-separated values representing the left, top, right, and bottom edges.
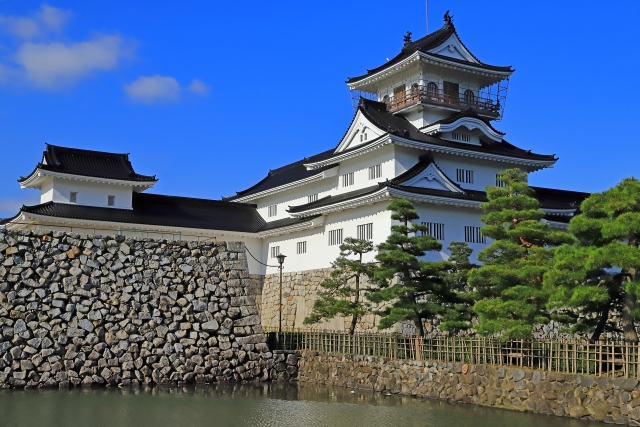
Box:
265, 328, 640, 378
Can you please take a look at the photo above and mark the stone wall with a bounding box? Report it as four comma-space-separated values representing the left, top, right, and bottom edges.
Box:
260, 269, 383, 331
0, 228, 284, 388
298, 351, 640, 425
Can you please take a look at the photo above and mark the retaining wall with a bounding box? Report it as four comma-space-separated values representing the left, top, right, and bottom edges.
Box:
0, 228, 291, 388
298, 351, 640, 425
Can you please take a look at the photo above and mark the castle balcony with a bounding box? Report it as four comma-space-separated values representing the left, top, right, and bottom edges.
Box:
383, 85, 501, 119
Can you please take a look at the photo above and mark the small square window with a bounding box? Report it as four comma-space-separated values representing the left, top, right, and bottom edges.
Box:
69, 192, 77, 203
270, 246, 280, 258
268, 205, 277, 217
108, 195, 115, 206
297, 241, 307, 254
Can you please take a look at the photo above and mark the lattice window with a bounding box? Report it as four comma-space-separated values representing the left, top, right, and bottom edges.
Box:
464, 226, 486, 244
456, 169, 474, 183
421, 222, 445, 240
308, 194, 318, 203
496, 174, 506, 187
452, 132, 471, 142
368, 164, 382, 180
342, 172, 354, 187
270, 246, 280, 258
357, 223, 373, 240
328, 229, 343, 246
268, 204, 277, 217
297, 241, 307, 254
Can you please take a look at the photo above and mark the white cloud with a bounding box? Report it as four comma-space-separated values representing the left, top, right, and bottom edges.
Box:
0, 4, 71, 39
14, 34, 131, 88
124, 76, 210, 104
124, 75, 181, 104
186, 79, 210, 96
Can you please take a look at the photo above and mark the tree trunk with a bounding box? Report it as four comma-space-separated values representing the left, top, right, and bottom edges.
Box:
591, 303, 610, 341
622, 268, 639, 342
349, 274, 360, 335
414, 315, 424, 337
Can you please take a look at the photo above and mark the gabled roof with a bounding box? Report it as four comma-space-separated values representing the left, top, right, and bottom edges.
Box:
347, 18, 513, 85
228, 99, 556, 201
425, 108, 505, 135
2, 192, 265, 233
19, 144, 157, 183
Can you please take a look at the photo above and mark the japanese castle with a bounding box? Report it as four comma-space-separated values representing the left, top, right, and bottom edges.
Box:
2, 13, 588, 283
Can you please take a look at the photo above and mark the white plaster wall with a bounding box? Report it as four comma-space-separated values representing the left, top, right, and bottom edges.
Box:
49, 178, 134, 209
260, 201, 392, 276
40, 178, 54, 204
432, 154, 524, 192
412, 201, 489, 264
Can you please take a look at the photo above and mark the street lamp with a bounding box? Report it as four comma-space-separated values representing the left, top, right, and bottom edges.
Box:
276, 253, 287, 334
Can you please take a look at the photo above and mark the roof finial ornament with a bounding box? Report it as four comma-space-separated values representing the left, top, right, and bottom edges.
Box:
403, 31, 412, 46
444, 10, 453, 26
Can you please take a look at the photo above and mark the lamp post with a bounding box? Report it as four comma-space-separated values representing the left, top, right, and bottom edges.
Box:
276, 253, 287, 334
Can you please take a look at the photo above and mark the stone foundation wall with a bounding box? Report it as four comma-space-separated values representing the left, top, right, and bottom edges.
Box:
0, 228, 285, 388
260, 269, 384, 332
298, 351, 640, 425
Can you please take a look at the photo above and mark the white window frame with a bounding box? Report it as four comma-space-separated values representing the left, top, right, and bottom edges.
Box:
356, 223, 373, 240
368, 164, 382, 180
342, 172, 354, 187
296, 241, 307, 254
456, 169, 474, 184
328, 229, 343, 246
270, 246, 280, 258
268, 204, 277, 217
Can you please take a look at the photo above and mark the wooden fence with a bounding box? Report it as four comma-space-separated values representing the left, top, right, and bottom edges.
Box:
266, 328, 640, 378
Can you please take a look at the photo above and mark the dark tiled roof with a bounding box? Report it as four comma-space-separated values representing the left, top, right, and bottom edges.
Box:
258, 215, 322, 232
347, 21, 513, 84
358, 99, 555, 161
425, 108, 505, 135
19, 144, 157, 183
287, 185, 383, 213
3, 193, 266, 233
224, 149, 338, 201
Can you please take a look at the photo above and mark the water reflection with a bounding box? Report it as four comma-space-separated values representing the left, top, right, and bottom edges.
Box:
0, 383, 599, 427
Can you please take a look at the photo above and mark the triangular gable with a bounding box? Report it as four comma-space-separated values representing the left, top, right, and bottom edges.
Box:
427, 33, 479, 63
334, 109, 385, 153
399, 162, 464, 193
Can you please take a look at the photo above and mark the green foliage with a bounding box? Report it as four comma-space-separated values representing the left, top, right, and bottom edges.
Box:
368, 199, 465, 336
303, 237, 375, 334
545, 177, 640, 341
439, 241, 477, 332
469, 168, 574, 339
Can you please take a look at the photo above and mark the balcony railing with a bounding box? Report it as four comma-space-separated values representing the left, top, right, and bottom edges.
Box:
383, 85, 500, 117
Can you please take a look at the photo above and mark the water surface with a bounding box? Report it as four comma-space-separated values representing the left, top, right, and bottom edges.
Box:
0, 383, 599, 427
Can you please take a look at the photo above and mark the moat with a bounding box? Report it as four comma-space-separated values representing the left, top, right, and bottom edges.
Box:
0, 383, 599, 427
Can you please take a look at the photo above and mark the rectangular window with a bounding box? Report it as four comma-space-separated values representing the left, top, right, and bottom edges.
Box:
368, 164, 382, 180
464, 226, 486, 244
270, 246, 280, 258
296, 241, 307, 254
451, 132, 471, 142
268, 204, 277, 217
342, 172, 354, 187
69, 192, 77, 203
421, 222, 445, 240
308, 194, 318, 203
443, 81, 460, 104
107, 195, 115, 206
456, 169, 474, 184
356, 223, 373, 240
328, 229, 343, 246
496, 174, 506, 187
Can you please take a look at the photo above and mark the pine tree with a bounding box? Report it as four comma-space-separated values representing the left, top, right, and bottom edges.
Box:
439, 242, 476, 333
368, 199, 460, 337
469, 169, 574, 339
545, 177, 640, 341
303, 237, 375, 334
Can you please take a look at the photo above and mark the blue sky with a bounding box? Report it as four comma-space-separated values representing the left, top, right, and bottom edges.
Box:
0, 0, 638, 218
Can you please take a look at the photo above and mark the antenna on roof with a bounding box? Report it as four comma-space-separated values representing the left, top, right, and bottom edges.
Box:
425, 0, 429, 35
